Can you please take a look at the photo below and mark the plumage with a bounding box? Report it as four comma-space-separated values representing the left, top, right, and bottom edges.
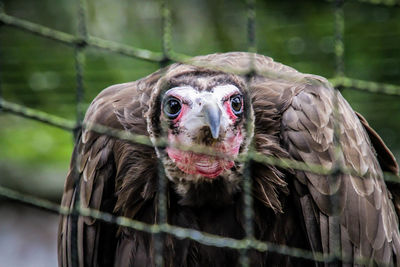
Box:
58, 52, 400, 266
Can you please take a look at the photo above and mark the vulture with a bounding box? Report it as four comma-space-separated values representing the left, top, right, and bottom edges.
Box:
58, 52, 400, 266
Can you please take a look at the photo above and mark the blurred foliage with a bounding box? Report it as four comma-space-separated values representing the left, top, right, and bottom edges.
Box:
0, 0, 399, 199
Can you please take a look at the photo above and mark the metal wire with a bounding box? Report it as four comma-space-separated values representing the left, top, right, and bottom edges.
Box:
0, 0, 3, 113
330, 76, 400, 96
75, 0, 88, 124
0, 13, 164, 62
334, 0, 345, 80
70, 0, 89, 266
1, 98, 399, 184
356, 0, 400, 6
0, 0, 399, 266
153, 1, 173, 265
327, 1, 345, 265
0, 184, 394, 267
239, 1, 257, 266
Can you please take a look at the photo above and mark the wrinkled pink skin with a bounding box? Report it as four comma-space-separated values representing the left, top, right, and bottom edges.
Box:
166, 131, 243, 178
163, 85, 244, 178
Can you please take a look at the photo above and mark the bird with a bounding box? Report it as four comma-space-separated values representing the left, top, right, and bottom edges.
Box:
58, 52, 400, 266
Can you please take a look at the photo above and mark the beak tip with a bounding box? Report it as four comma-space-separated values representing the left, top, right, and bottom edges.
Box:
211, 128, 220, 139
203, 103, 222, 140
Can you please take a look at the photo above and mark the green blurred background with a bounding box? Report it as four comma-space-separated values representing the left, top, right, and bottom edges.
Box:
0, 0, 399, 266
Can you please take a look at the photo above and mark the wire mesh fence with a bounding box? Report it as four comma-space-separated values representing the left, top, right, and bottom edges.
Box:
0, 0, 400, 266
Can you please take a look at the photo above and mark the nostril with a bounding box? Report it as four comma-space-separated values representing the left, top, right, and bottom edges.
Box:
197, 126, 217, 145
200, 126, 212, 137
196, 126, 226, 145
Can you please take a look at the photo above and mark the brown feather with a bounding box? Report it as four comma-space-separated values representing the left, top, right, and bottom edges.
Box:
58, 52, 400, 267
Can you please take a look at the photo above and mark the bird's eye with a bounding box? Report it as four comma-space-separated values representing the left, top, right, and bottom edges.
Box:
230, 95, 243, 115
163, 97, 182, 119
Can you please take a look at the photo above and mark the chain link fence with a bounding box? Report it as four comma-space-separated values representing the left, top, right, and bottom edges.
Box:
1, 0, 400, 266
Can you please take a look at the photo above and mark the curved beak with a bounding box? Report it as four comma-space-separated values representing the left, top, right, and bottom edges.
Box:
202, 103, 222, 139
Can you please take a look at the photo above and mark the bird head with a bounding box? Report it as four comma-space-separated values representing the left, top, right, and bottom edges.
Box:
147, 69, 254, 196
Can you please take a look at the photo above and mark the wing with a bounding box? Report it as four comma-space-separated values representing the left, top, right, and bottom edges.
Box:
58, 72, 161, 267
280, 77, 400, 265
356, 111, 400, 220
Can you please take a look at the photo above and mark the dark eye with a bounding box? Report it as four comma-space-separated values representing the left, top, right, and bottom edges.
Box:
230, 94, 243, 115
163, 97, 182, 119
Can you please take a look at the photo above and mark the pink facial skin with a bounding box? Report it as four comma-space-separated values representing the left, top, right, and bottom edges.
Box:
168, 94, 186, 125
166, 131, 243, 178
163, 86, 244, 178
223, 92, 243, 121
